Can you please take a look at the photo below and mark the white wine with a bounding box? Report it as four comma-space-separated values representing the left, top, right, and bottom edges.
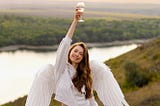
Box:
76, 2, 85, 22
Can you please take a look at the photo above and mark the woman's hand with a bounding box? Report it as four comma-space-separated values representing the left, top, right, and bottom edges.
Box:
74, 7, 84, 21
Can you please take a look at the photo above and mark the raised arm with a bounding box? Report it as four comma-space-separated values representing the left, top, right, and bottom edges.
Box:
66, 8, 82, 39
54, 8, 83, 84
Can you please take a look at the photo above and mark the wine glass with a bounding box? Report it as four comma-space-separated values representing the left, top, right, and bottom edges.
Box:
76, 2, 85, 22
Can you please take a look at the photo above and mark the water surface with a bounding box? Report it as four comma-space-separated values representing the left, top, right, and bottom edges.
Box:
0, 44, 137, 104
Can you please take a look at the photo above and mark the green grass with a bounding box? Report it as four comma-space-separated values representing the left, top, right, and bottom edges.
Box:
125, 81, 160, 106
105, 38, 160, 106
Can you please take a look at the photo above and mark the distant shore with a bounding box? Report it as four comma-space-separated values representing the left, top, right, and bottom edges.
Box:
0, 39, 151, 52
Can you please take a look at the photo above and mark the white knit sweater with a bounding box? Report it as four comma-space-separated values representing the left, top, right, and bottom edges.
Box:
54, 36, 98, 106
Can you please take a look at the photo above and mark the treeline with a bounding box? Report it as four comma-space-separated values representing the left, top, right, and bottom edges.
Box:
0, 14, 160, 47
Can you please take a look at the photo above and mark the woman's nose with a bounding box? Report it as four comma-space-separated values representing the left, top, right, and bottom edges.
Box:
75, 52, 80, 57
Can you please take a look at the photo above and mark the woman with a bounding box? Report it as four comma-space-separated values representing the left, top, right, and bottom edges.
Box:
26, 7, 129, 106
53, 7, 98, 106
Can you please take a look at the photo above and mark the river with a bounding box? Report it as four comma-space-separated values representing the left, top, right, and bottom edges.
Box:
0, 44, 137, 105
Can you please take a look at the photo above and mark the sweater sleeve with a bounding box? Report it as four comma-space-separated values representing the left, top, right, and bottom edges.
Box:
54, 36, 72, 85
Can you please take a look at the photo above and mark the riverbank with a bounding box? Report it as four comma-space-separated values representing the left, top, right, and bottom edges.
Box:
0, 39, 151, 52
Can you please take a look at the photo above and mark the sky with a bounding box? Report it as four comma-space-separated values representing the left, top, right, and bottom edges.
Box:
83, 0, 160, 3
0, 0, 160, 4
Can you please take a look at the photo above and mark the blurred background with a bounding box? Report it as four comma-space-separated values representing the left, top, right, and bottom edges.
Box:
0, 0, 160, 106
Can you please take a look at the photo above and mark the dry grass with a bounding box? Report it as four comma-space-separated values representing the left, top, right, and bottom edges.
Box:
105, 38, 160, 106
126, 81, 160, 106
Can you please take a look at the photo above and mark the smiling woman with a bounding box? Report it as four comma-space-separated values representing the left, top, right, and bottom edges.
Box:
68, 42, 87, 66
25, 5, 129, 106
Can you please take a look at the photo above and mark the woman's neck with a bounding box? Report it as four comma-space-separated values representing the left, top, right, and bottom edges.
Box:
72, 63, 78, 70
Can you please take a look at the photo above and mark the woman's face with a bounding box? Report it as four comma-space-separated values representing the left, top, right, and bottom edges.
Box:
69, 45, 84, 64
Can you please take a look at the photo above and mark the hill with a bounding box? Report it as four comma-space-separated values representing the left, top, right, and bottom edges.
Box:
2, 38, 160, 106
105, 37, 160, 105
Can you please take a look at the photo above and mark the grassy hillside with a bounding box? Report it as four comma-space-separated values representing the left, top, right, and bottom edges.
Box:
2, 39, 160, 106
105, 38, 160, 85
105, 37, 160, 106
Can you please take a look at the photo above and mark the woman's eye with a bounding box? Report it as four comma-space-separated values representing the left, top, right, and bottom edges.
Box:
74, 50, 78, 52
79, 53, 83, 56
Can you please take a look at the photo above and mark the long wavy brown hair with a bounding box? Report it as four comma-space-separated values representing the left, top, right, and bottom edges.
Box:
68, 42, 93, 99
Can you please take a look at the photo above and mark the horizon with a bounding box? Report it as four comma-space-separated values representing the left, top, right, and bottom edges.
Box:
0, 0, 160, 4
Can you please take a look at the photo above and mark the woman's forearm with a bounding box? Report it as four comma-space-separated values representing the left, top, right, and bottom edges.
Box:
66, 7, 82, 39
66, 19, 78, 39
